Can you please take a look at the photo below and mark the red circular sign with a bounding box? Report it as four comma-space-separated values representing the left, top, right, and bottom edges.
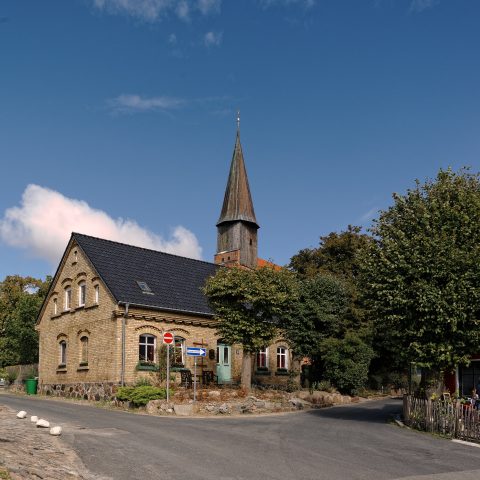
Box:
163, 332, 174, 345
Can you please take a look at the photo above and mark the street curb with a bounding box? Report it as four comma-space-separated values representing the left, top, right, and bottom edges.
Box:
452, 439, 480, 448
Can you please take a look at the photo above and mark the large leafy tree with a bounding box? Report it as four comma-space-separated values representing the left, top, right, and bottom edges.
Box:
0, 275, 51, 367
360, 168, 480, 389
203, 266, 298, 390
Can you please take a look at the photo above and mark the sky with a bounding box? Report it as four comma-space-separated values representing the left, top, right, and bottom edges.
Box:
0, 0, 479, 280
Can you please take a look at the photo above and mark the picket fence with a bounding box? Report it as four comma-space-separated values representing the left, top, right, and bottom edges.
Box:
403, 395, 480, 442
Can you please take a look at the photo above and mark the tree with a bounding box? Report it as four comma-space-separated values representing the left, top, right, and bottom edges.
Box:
0, 275, 51, 367
360, 168, 480, 392
203, 266, 298, 391
289, 226, 373, 334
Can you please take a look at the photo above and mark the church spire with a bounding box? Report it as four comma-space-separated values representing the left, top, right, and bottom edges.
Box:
215, 115, 259, 269
216, 117, 259, 228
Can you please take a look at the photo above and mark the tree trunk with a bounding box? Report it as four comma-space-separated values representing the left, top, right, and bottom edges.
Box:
241, 351, 252, 393
291, 355, 302, 389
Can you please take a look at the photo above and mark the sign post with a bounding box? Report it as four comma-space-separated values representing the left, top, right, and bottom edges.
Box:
163, 332, 174, 402
186, 347, 206, 403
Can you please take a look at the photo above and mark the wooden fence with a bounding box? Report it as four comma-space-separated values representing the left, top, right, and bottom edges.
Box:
403, 395, 480, 442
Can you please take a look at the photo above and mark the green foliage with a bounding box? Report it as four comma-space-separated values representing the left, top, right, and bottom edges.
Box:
204, 266, 298, 353
116, 385, 168, 406
320, 332, 374, 395
282, 274, 350, 358
0, 275, 51, 367
135, 377, 152, 387
360, 168, 480, 373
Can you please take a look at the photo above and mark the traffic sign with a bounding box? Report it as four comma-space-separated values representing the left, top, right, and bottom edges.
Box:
163, 332, 174, 345
186, 347, 206, 357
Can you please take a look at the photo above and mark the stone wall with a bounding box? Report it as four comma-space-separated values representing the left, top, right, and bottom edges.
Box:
39, 381, 119, 401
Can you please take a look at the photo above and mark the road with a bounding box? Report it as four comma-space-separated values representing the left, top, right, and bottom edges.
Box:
0, 394, 479, 480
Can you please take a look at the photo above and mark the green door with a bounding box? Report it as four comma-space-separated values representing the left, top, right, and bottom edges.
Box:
216, 343, 232, 384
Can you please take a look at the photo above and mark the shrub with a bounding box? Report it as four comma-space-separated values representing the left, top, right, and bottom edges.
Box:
321, 332, 374, 395
116, 385, 169, 406
135, 377, 152, 387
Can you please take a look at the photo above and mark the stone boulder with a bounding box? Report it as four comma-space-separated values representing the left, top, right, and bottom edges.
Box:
174, 404, 194, 416
36, 419, 50, 428
50, 426, 62, 436
16, 411, 27, 419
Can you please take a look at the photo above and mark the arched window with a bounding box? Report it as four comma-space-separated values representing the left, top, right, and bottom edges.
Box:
78, 281, 86, 307
94, 285, 99, 304
59, 340, 67, 366
256, 347, 268, 369
139, 334, 156, 363
80, 336, 88, 365
173, 337, 185, 367
64, 287, 72, 310
277, 346, 288, 370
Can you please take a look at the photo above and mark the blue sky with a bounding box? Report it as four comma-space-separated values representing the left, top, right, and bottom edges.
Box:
0, 0, 479, 280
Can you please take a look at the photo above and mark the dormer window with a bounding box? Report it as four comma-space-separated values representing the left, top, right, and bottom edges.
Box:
136, 281, 153, 295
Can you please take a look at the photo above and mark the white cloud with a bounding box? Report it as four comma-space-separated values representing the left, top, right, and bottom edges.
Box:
168, 33, 177, 44
197, 0, 221, 15
259, 0, 315, 8
409, 0, 438, 12
204, 31, 223, 47
359, 206, 379, 222
107, 94, 185, 113
92, 0, 221, 21
0, 185, 202, 266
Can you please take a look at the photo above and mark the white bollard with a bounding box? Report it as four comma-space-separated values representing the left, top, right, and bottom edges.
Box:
50, 426, 62, 436
16, 411, 27, 419
30, 415, 38, 423
36, 419, 50, 428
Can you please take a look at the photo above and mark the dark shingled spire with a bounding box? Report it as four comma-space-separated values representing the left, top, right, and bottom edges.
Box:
216, 131, 259, 228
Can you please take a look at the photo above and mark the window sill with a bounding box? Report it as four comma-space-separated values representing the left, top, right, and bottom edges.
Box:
56, 366, 67, 373
275, 370, 289, 376
50, 313, 62, 320
136, 364, 159, 371
255, 370, 271, 376
77, 366, 89, 371
75, 305, 85, 311
84, 304, 99, 311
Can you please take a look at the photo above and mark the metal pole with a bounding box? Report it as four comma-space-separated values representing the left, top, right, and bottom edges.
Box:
166, 344, 170, 403
194, 357, 197, 402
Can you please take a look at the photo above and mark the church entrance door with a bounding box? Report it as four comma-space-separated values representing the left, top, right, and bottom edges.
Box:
216, 343, 232, 384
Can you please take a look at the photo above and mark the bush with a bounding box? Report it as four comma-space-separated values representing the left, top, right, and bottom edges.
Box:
321, 332, 374, 395
116, 385, 169, 406
135, 377, 152, 387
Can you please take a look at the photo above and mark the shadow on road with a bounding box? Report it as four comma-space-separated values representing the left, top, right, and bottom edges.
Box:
304, 398, 402, 424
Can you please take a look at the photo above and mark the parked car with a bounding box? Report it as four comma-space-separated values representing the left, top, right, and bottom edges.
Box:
0, 378, 5, 387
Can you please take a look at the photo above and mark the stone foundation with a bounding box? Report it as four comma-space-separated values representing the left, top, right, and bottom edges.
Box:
39, 382, 120, 401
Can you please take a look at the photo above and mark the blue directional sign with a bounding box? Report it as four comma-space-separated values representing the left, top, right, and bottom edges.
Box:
186, 347, 207, 357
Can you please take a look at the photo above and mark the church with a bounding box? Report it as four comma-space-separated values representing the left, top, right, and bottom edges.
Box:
36, 125, 292, 399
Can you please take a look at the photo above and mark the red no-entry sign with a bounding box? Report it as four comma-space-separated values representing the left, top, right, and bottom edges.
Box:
163, 332, 174, 345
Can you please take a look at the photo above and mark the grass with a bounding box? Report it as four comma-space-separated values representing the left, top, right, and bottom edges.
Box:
0, 467, 12, 479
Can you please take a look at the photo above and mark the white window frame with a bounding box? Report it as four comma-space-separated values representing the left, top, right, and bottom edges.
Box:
53, 298, 57, 315
256, 347, 269, 369
64, 287, 72, 311
94, 285, 99, 304
173, 337, 186, 366
78, 282, 86, 307
59, 340, 67, 366
139, 334, 156, 363
277, 346, 288, 370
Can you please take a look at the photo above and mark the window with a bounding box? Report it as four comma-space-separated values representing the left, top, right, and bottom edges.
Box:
139, 334, 156, 363
59, 340, 67, 366
256, 347, 268, 369
80, 336, 88, 365
277, 347, 288, 370
94, 285, 99, 304
172, 337, 185, 366
64, 287, 72, 310
78, 282, 86, 307
53, 298, 57, 315
136, 281, 153, 294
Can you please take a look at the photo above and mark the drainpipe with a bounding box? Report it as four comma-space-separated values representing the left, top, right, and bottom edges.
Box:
121, 303, 129, 386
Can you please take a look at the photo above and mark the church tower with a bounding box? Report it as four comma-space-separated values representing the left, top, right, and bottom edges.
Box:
215, 116, 259, 269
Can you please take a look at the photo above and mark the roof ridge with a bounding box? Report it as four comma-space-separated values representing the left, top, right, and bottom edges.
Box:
71, 232, 217, 268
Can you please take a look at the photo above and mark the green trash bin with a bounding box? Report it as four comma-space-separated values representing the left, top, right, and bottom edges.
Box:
25, 378, 38, 395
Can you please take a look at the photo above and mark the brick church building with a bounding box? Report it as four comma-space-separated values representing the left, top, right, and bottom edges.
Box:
36, 126, 292, 399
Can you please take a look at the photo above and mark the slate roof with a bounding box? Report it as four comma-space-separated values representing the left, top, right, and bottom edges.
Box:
73, 233, 219, 316
217, 131, 259, 228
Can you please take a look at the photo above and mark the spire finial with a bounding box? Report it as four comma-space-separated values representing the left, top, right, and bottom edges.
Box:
236, 110, 240, 132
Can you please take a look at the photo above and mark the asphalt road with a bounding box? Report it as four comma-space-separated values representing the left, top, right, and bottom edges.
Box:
1, 394, 479, 480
